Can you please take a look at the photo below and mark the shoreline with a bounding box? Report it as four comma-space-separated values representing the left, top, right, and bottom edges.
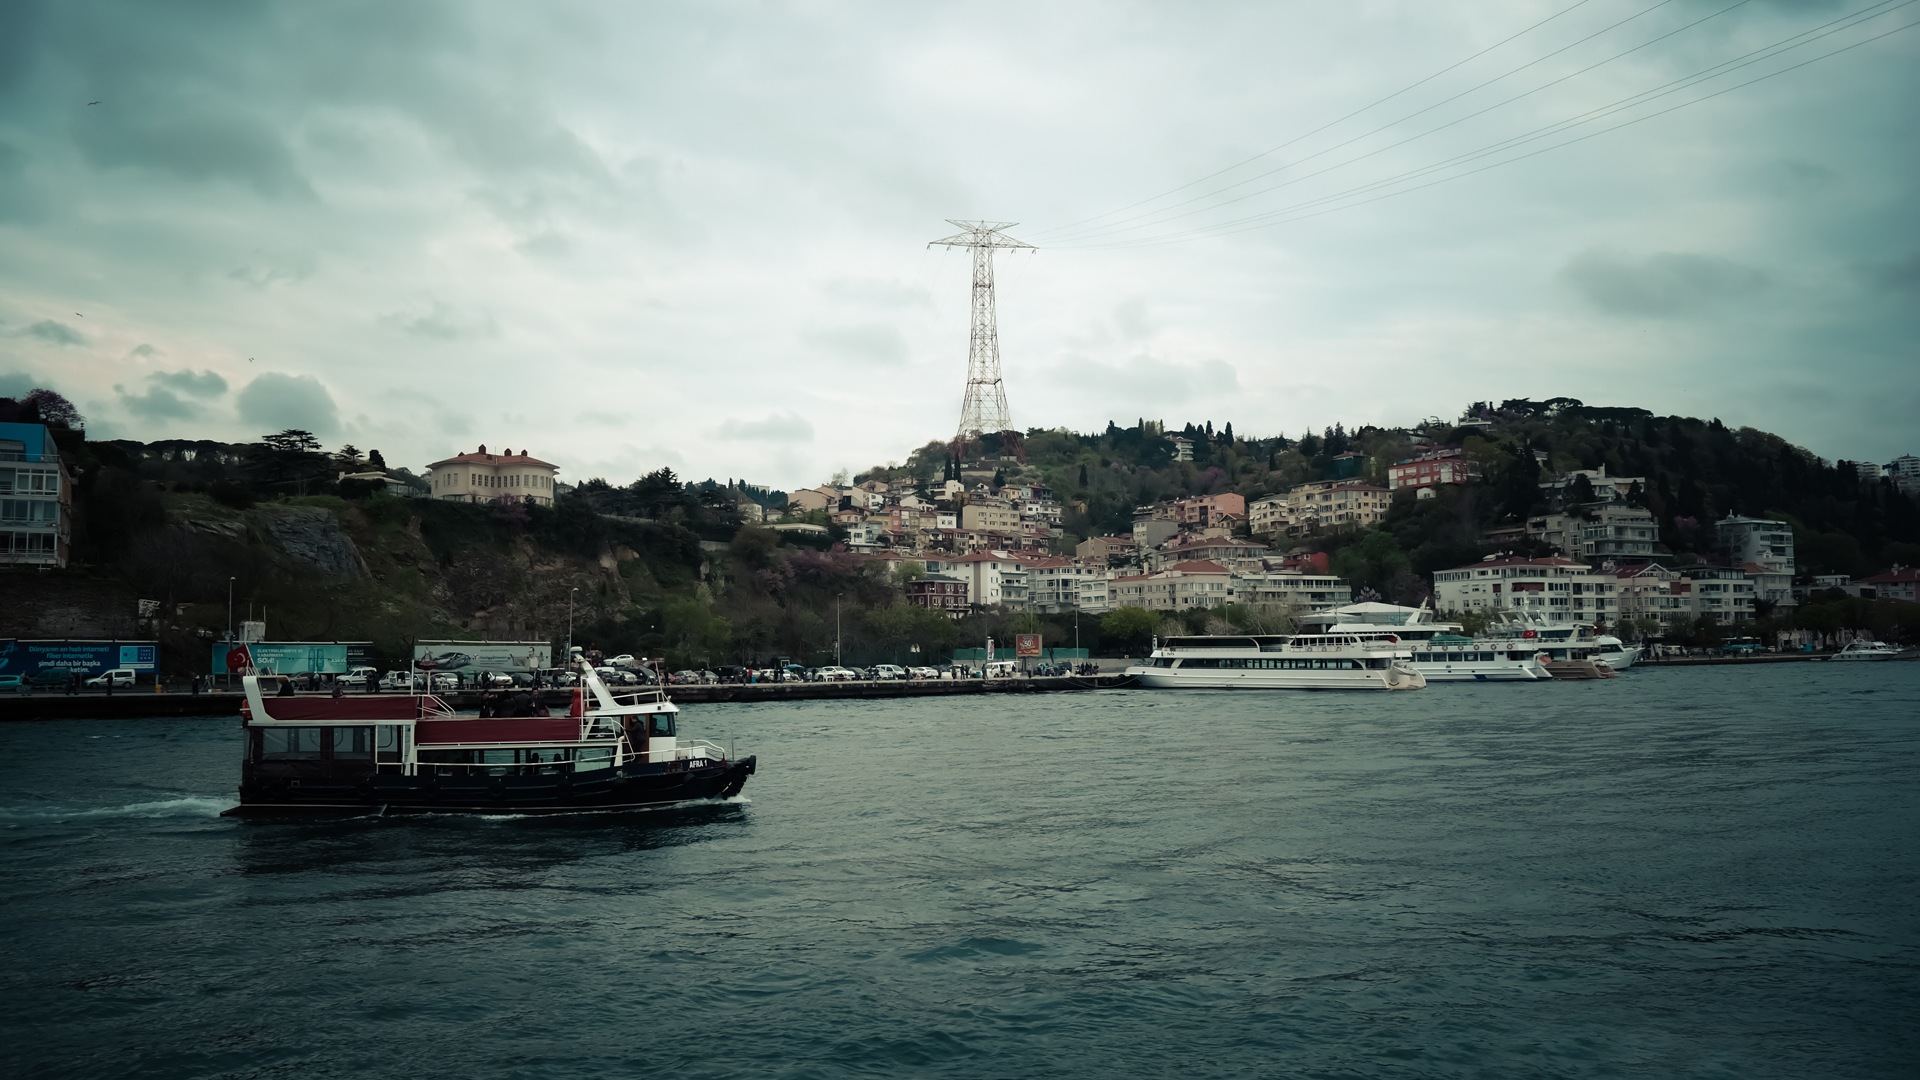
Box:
0, 674, 1137, 721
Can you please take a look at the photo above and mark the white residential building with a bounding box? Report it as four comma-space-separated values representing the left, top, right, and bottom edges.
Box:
1433, 556, 1617, 624
1229, 569, 1353, 613
425, 445, 561, 505
1110, 560, 1232, 612
923, 551, 1030, 610
1715, 515, 1795, 574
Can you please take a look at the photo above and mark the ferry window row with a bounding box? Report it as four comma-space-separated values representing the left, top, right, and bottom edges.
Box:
259, 726, 378, 760
1168, 657, 1387, 670
417, 746, 615, 776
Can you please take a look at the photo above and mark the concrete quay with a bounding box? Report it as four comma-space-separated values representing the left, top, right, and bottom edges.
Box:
0, 674, 1135, 722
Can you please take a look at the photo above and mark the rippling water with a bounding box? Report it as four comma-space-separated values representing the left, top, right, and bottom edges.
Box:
3, 664, 1916, 1079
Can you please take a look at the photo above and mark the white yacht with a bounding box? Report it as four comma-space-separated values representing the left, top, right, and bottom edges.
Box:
1126, 633, 1426, 691
1302, 602, 1550, 682
1830, 640, 1899, 661
1589, 634, 1643, 670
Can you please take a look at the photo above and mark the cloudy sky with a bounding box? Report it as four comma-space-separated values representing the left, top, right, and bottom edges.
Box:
1, 0, 1914, 488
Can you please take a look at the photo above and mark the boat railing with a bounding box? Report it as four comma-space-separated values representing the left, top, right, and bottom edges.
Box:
674, 739, 727, 762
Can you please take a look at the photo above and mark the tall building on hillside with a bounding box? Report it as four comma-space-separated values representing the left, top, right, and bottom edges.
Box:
1715, 515, 1794, 574
0, 420, 73, 568
426, 445, 560, 505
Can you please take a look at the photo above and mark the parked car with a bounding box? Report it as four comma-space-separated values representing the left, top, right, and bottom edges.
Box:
381, 671, 413, 691
86, 668, 138, 688
595, 666, 637, 686
607, 654, 640, 669
476, 670, 515, 688
869, 664, 906, 680
815, 665, 859, 681
32, 668, 83, 687
907, 666, 940, 680
345, 666, 380, 689
426, 672, 459, 692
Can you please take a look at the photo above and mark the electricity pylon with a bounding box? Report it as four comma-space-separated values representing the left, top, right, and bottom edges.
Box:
928, 220, 1034, 443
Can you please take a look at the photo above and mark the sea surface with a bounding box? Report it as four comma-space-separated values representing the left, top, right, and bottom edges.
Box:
2, 664, 1916, 1079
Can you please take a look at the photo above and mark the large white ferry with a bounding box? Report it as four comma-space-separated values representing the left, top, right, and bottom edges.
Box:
1303, 603, 1548, 682
1125, 633, 1426, 691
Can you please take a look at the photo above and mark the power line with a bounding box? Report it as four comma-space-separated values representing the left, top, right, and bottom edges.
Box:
1063, 8, 1918, 251
1024, 0, 1598, 241
1052, 0, 1761, 247
1040, 0, 1689, 245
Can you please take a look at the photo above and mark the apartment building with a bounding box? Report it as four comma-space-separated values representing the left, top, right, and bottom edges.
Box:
1171, 493, 1246, 529
924, 551, 1029, 610
0, 420, 73, 568
426, 445, 560, 505
1075, 534, 1137, 567
906, 575, 970, 618
1110, 560, 1232, 612
1433, 556, 1617, 624
959, 501, 1020, 533
1387, 448, 1473, 492
1229, 569, 1352, 613
1253, 480, 1391, 538
1716, 515, 1795, 574
1527, 504, 1658, 562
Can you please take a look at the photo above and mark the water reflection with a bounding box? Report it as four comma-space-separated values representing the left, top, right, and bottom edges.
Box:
226, 799, 752, 880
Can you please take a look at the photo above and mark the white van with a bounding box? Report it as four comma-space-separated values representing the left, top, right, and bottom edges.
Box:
345, 666, 380, 689
983, 660, 1020, 679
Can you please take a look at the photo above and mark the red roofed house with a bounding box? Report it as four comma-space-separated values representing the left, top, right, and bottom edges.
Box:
427, 445, 560, 506
1858, 566, 1918, 603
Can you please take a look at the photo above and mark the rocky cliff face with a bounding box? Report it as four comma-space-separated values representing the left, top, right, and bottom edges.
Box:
256, 506, 368, 580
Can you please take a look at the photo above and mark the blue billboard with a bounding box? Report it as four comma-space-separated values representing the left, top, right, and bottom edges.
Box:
0, 640, 159, 678
210, 642, 355, 675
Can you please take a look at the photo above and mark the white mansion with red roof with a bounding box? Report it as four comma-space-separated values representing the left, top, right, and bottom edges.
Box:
426, 445, 560, 506
1432, 555, 1618, 624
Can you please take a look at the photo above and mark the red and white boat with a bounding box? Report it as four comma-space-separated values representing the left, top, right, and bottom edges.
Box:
222, 661, 755, 816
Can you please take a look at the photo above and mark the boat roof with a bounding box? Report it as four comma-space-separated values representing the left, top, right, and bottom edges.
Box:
416, 717, 588, 745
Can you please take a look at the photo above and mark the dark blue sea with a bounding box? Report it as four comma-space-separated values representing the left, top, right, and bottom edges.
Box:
3, 664, 1916, 1079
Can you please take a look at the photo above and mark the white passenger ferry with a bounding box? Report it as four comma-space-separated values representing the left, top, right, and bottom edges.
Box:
1125, 633, 1426, 691
1302, 603, 1548, 681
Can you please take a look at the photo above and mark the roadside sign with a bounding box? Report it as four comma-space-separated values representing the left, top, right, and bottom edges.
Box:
1015, 634, 1042, 657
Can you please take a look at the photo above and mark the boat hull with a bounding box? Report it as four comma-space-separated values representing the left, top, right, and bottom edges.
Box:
1127, 669, 1425, 690
223, 756, 756, 816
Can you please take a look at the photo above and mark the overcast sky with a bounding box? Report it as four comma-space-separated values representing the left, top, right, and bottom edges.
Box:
1, 0, 1914, 488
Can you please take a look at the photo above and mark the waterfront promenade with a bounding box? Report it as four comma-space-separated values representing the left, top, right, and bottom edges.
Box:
0, 674, 1135, 722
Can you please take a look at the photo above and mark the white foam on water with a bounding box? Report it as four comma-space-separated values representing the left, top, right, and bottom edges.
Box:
0, 795, 231, 823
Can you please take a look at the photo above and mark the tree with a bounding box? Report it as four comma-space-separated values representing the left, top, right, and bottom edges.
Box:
367, 449, 387, 470
22, 388, 83, 428
336, 445, 362, 467
1100, 606, 1159, 653
262, 429, 322, 454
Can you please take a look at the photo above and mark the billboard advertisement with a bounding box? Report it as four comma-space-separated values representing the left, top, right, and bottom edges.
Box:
211, 642, 352, 675
1015, 634, 1043, 658
412, 641, 551, 675
0, 640, 158, 678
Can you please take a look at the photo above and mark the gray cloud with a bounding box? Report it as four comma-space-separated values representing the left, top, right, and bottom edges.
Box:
824, 278, 934, 309
715, 413, 815, 443
21, 320, 85, 346
236, 372, 339, 436
1859, 253, 1920, 291
128, 343, 161, 359
1559, 250, 1772, 318
72, 108, 315, 200
229, 250, 318, 288
116, 384, 199, 420
151, 369, 229, 398
382, 300, 498, 341
0, 371, 42, 398
803, 324, 909, 365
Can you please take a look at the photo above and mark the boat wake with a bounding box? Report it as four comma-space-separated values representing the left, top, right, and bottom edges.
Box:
0, 795, 231, 824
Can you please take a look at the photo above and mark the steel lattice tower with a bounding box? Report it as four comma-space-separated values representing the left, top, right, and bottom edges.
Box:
928, 220, 1034, 442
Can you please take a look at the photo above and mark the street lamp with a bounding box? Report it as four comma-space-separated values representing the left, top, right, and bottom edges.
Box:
227, 576, 235, 645
567, 587, 579, 655
834, 594, 843, 667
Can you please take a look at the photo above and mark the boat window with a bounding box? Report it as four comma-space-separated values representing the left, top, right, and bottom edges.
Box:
649, 714, 675, 737
260, 727, 324, 760
575, 747, 614, 772
330, 727, 373, 759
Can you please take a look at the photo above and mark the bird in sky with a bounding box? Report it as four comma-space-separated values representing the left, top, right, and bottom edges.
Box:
73, 312, 83, 317
247, 357, 255, 362
87, 101, 101, 106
